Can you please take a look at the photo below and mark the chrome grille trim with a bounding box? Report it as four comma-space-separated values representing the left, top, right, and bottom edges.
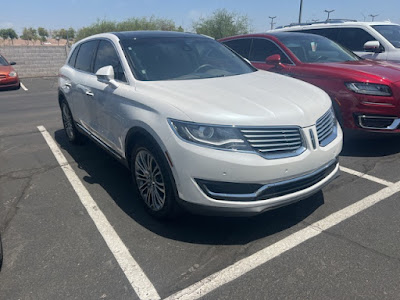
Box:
239, 126, 305, 159
316, 109, 337, 147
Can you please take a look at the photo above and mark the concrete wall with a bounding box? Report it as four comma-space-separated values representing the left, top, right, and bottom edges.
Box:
0, 46, 68, 78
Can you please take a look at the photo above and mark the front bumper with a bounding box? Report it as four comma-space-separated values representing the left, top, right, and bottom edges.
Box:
165, 122, 343, 215
0, 77, 20, 89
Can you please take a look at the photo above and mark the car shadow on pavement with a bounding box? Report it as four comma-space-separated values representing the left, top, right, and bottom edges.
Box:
55, 129, 324, 246
341, 134, 400, 157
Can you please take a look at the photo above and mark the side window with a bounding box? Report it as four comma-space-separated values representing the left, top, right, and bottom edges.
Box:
94, 40, 127, 82
298, 28, 339, 42
249, 38, 291, 64
223, 39, 252, 59
337, 28, 377, 51
68, 45, 80, 67
75, 40, 99, 73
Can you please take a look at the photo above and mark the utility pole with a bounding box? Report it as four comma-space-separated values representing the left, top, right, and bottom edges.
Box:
269, 16, 277, 30
298, 0, 303, 23
369, 14, 379, 21
324, 9, 335, 21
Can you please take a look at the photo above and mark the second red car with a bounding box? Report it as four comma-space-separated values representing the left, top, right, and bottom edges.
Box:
220, 32, 400, 134
0, 54, 20, 90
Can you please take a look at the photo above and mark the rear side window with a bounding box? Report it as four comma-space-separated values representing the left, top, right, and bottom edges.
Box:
249, 38, 291, 64
336, 28, 377, 51
67, 45, 80, 67
223, 39, 252, 58
75, 40, 99, 73
94, 40, 126, 82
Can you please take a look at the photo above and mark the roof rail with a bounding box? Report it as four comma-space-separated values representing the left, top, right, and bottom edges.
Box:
275, 19, 358, 29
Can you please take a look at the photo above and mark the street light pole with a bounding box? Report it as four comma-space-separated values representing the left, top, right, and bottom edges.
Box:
269, 16, 277, 30
369, 14, 379, 21
298, 0, 303, 23
324, 9, 335, 21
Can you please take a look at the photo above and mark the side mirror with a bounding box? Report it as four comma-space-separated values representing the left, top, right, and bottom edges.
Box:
364, 41, 382, 53
265, 54, 282, 65
96, 65, 119, 88
10, 62, 16, 65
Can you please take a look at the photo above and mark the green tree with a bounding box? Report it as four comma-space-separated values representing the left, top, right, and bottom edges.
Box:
20, 27, 38, 45
67, 27, 75, 39
76, 17, 183, 41
0, 29, 8, 45
59, 28, 67, 39
38, 27, 49, 44
192, 9, 251, 39
7, 28, 18, 45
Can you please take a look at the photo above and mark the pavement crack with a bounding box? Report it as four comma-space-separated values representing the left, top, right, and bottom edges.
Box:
0, 130, 41, 139
302, 220, 400, 263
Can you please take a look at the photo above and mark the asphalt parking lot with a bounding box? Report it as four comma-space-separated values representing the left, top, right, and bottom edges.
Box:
1, 78, 400, 300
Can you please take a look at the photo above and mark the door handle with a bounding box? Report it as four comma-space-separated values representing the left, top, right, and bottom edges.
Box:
85, 91, 94, 97
64, 83, 72, 88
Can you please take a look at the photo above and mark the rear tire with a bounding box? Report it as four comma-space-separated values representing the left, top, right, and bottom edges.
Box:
131, 139, 180, 219
61, 101, 85, 145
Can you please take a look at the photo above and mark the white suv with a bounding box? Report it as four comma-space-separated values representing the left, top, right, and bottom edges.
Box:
58, 31, 342, 218
273, 21, 400, 62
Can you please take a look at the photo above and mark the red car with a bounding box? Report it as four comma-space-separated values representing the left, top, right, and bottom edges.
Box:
220, 32, 400, 134
0, 54, 20, 90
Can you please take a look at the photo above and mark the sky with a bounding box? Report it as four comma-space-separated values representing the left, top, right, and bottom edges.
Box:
1, 0, 400, 35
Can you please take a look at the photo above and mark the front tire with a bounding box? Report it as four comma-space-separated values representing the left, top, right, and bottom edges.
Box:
61, 101, 85, 144
131, 140, 179, 219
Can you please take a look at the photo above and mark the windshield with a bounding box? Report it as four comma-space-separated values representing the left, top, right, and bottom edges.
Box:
0, 56, 8, 66
278, 34, 360, 63
372, 25, 400, 48
121, 36, 255, 81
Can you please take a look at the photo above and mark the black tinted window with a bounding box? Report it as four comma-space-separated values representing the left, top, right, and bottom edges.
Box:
337, 28, 376, 51
75, 40, 98, 73
223, 39, 251, 58
249, 38, 291, 63
68, 45, 79, 67
0, 55, 8, 66
94, 40, 126, 82
297, 28, 339, 41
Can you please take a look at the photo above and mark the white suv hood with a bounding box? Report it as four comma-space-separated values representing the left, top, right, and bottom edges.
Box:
137, 70, 331, 127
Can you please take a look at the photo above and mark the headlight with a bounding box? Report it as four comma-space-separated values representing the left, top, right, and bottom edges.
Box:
8, 71, 17, 77
345, 82, 392, 96
168, 119, 251, 151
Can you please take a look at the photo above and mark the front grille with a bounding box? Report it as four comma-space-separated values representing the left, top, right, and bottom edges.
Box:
316, 109, 336, 146
0, 75, 6, 79
240, 127, 304, 158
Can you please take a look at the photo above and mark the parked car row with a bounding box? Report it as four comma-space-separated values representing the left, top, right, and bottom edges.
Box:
0, 54, 20, 90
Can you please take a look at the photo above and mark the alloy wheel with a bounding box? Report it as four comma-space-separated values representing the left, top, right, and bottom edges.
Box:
135, 149, 166, 211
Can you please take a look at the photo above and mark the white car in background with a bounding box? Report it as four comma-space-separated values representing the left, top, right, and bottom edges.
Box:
273, 21, 400, 62
58, 31, 342, 218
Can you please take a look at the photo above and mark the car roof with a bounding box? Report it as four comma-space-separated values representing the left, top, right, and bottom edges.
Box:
273, 21, 399, 31
112, 31, 207, 39
222, 31, 327, 40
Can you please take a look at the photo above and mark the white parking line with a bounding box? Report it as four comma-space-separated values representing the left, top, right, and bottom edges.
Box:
37, 126, 160, 300
20, 82, 28, 91
340, 166, 393, 186
165, 179, 400, 300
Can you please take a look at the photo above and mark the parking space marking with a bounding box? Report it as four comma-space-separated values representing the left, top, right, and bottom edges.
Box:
165, 180, 400, 300
20, 82, 28, 91
340, 166, 393, 186
37, 126, 160, 300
